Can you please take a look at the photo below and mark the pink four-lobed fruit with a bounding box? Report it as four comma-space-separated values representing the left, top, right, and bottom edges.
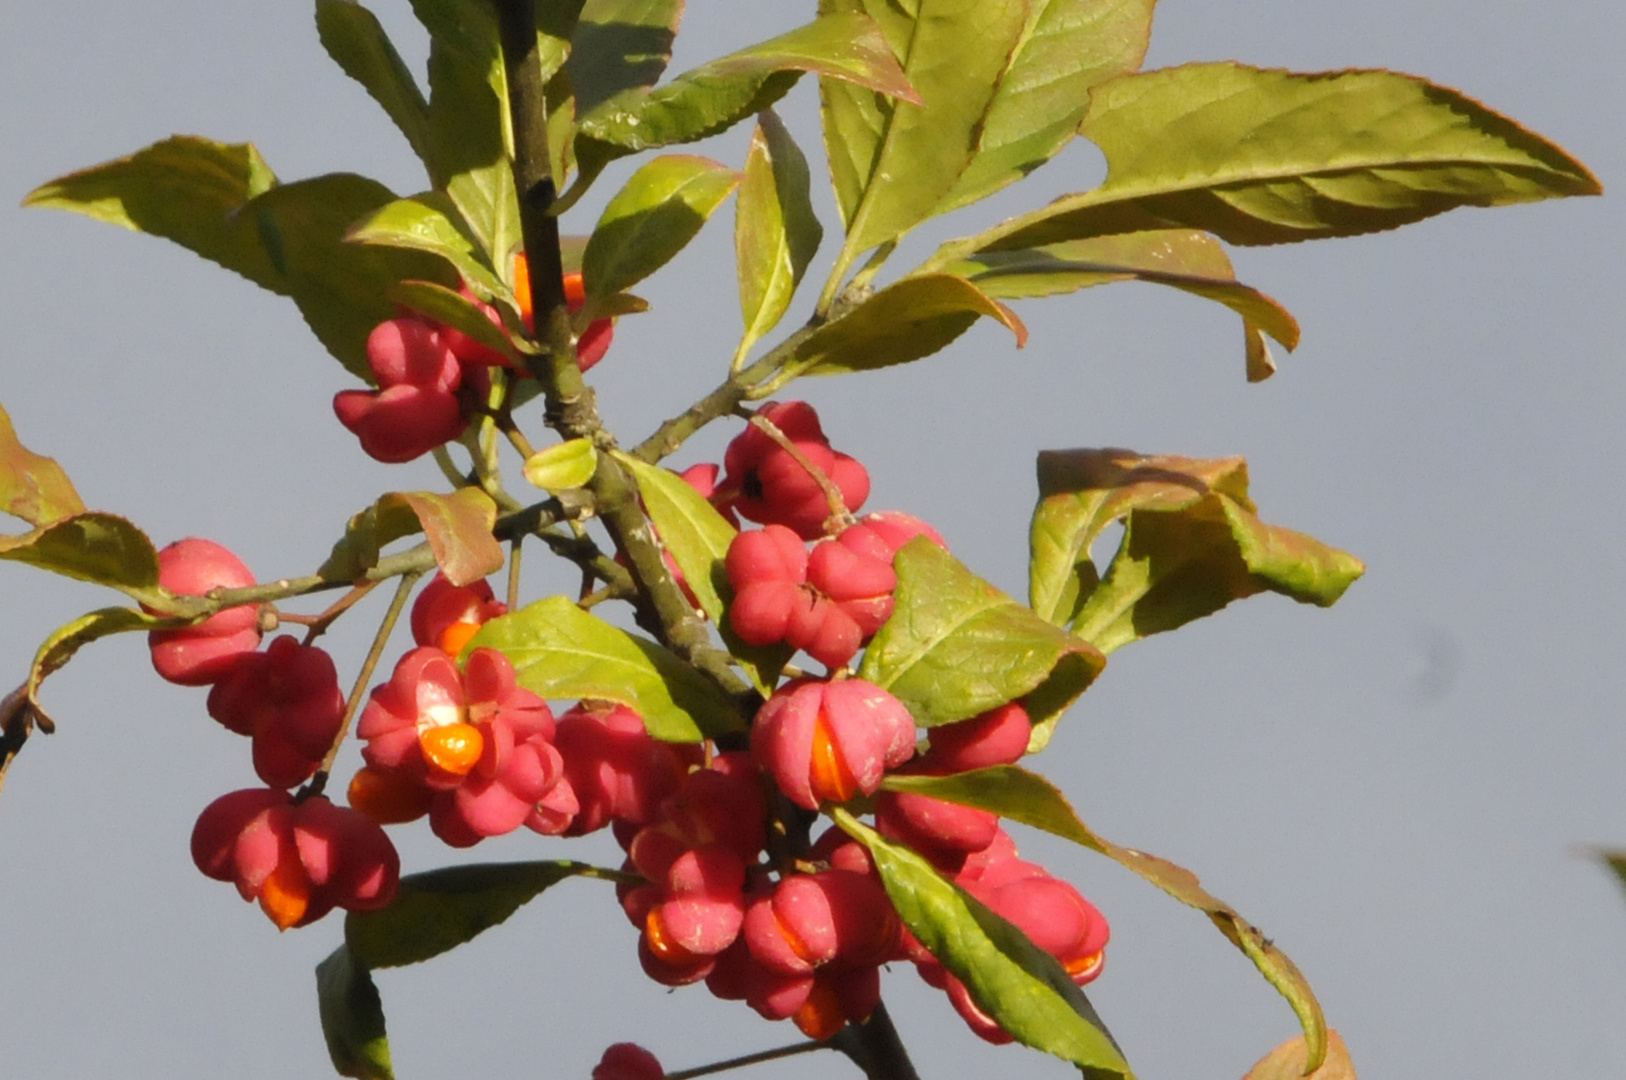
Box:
333, 316, 467, 464
714, 401, 871, 539
147, 538, 262, 686
752, 677, 916, 810
206, 635, 345, 789
592, 1043, 664, 1080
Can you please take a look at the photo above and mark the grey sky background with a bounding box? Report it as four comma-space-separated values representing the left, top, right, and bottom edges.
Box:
2, 2, 1622, 1078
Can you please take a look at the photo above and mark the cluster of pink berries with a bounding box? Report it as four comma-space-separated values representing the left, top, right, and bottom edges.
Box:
162, 397, 1109, 1050
334, 261, 613, 463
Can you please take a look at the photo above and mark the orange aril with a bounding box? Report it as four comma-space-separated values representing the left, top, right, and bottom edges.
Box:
644, 908, 700, 966
437, 619, 481, 657
808, 716, 858, 805
347, 766, 432, 825
1065, 949, 1104, 982
792, 981, 847, 1040
419, 722, 484, 779
259, 853, 311, 931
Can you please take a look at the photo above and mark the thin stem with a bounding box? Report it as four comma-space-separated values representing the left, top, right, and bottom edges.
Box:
297, 581, 381, 645
506, 538, 524, 611
432, 445, 471, 489
665, 1040, 827, 1080
746, 409, 854, 531
304, 570, 424, 797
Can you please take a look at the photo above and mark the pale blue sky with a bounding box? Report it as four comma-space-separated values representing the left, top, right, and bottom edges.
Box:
1, 3, 1622, 1078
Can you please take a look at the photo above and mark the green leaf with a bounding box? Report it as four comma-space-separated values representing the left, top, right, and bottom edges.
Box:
568, 0, 684, 115
523, 438, 599, 493
0, 513, 162, 604
616, 455, 789, 696
316, 947, 394, 1080
24, 137, 280, 286
0, 400, 84, 526
320, 489, 502, 587
1600, 851, 1626, 898
858, 538, 1104, 731
345, 861, 612, 969
467, 596, 744, 741
823, 0, 1029, 265
937, 0, 1157, 214
877, 765, 1329, 1073
1030, 450, 1364, 653
244, 174, 457, 380
413, 0, 508, 183
316, 0, 433, 171
347, 192, 510, 309
833, 810, 1132, 1077
785, 274, 1026, 379
582, 156, 741, 303
947, 230, 1300, 382
389, 280, 521, 362
1242, 1030, 1355, 1080
735, 110, 823, 361
577, 13, 916, 155
952, 62, 1602, 255
25, 607, 169, 733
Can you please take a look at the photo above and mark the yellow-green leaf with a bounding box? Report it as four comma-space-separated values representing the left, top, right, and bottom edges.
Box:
320, 489, 502, 587
735, 110, 823, 362
0, 400, 84, 527
523, 439, 598, 493
583, 155, 741, 303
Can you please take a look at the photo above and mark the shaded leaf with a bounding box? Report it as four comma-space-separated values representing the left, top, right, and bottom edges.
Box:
859, 538, 1104, 730
345, 861, 612, 969
953, 63, 1601, 255
0, 513, 162, 605
316, 0, 433, 170
824, 0, 1029, 264
786, 273, 1026, 379
316, 947, 394, 1080
1242, 1030, 1355, 1080
735, 110, 823, 361
347, 192, 510, 309
26, 607, 169, 732
24, 136, 280, 288
413, 0, 508, 184
0, 400, 84, 526
937, 0, 1157, 214
834, 810, 1131, 1077
947, 230, 1300, 382
1030, 450, 1363, 653
881, 765, 1329, 1073
389, 279, 521, 362
1600, 851, 1626, 898
568, 0, 684, 115
320, 489, 502, 587
523, 438, 598, 492
468, 596, 743, 741
582, 156, 741, 303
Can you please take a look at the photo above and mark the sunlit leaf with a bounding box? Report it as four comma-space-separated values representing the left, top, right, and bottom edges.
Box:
0, 513, 162, 605
1242, 1030, 1355, 1080
412, 0, 508, 182
582, 155, 741, 304
389, 280, 521, 362
785, 273, 1025, 379
1030, 450, 1363, 653
468, 596, 744, 741
834, 811, 1131, 1077
347, 193, 510, 308
948, 230, 1299, 381
316, 0, 433, 170
345, 861, 613, 969
26, 607, 168, 732
523, 438, 598, 493
568, 0, 684, 115
859, 538, 1104, 731
823, 0, 1028, 264
735, 110, 823, 361
880, 765, 1329, 1072
937, 0, 1157, 214
948, 63, 1601, 256
0, 400, 84, 526
316, 947, 394, 1080
320, 489, 502, 587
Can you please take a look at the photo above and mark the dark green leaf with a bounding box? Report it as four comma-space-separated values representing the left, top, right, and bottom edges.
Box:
1600, 851, 1626, 897
316, 0, 433, 170
879, 765, 1329, 1073
0, 513, 162, 604
1030, 450, 1363, 653
568, 0, 684, 115
937, 0, 1157, 214
316, 946, 394, 1080
858, 538, 1104, 731
951, 62, 1602, 255
582, 156, 741, 304
319, 489, 502, 587
345, 861, 611, 969
824, 0, 1029, 265
735, 109, 823, 361
413, 0, 507, 186
785, 273, 1025, 379
834, 811, 1131, 1077
0, 400, 84, 526
947, 230, 1300, 382
468, 596, 744, 740
25, 136, 280, 286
